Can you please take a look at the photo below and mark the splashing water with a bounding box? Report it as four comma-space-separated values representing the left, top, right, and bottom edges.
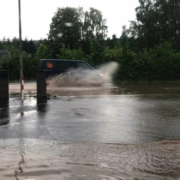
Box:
47, 62, 119, 87
98, 62, 119, 84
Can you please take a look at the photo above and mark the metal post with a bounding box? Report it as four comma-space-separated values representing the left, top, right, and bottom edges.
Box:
18, 0, 23, 100
0, 71, 9, 108
37, 71, 47, 104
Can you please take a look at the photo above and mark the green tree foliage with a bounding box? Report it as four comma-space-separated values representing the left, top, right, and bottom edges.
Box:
88, 40, 105, 65
0, 37, 36, 55
105, 35, 119, 49
0, 44, 50, 80
35, 44, 51, 60
48, 7, 82, 56
118, 42, 137, 80
56, 44, 86, 61
81, 8, 107, 56
2, 4, 180, 81
48, 7, 108, 57
0, 46, 38, 80
0, 46, 20, 80
0, 41, 4, 49
1, 39, 180, 81
23, 39, 36, 55
0, 37, 10, 49
11, 38, 19, 49
82, 8, 108, 41
116, 41, 180, 81
104, 43, 123, 62
126, 0, 180, 50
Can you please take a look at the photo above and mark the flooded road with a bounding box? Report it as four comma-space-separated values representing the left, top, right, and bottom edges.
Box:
1, 82, 180, 179
2, 95, 180, 143
0, 139, 180, 180
9, 81, 180, 95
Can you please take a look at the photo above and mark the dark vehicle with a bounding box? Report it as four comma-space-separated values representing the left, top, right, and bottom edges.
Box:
38, 59, 93, 78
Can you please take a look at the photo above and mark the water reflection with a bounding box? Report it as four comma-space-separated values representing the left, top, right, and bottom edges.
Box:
37, 98, 47, 116
37, 97, 47, 105
134, 95, 180, 142
47, 86, 115, 96
0, 99, 9, 126
0, 108, 9, 126
41, 95, 180, 144
46, 81, 180, 97
114, 81, 180, 95
0, 99, 9, 108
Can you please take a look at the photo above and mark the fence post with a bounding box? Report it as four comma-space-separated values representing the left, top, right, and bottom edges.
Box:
0, 71, 9, 107
37, 71, 47, 104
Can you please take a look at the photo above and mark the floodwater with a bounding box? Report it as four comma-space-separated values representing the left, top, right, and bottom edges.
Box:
9, 81, 180, 95
1, 82, 180, 180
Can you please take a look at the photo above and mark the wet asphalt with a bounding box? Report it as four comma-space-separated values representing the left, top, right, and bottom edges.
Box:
1, 95, 180, 143
1, 83, 180, 180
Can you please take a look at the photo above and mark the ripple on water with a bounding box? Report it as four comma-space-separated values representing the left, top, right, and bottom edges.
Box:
0, 139, 179, 180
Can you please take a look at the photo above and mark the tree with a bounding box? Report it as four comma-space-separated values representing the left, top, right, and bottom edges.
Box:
23, 38, 36, 55
48, 7, 108, 57
56, 43, 86, 61
0, 45, 38, 80
0, 41, 4, 49
104, 42, 123, 62
23, 37, 29, 53
0, 37, 11, 49
28, 39, 36, 55
35, 44, 50, 60
82, 8, 108, 41
105, 34, 118, 49
126, 0, 180, 50
88, 40, 105, 65
48, 7, 82, 56
11, 37, 19, 49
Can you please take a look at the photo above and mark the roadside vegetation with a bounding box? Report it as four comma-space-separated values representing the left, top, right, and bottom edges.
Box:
1, 1, 180, 81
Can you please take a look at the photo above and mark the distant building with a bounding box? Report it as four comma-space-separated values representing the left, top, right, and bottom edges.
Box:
0, 50, 10, 60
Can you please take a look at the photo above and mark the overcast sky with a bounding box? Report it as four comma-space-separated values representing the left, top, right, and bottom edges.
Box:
0, 0, 139, 40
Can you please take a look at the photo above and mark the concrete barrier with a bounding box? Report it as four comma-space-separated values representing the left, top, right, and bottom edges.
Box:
0, 71, 9, 107
37, 71, 47, 99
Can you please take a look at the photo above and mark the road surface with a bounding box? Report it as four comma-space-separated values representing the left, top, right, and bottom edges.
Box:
1, 82, 180, 180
